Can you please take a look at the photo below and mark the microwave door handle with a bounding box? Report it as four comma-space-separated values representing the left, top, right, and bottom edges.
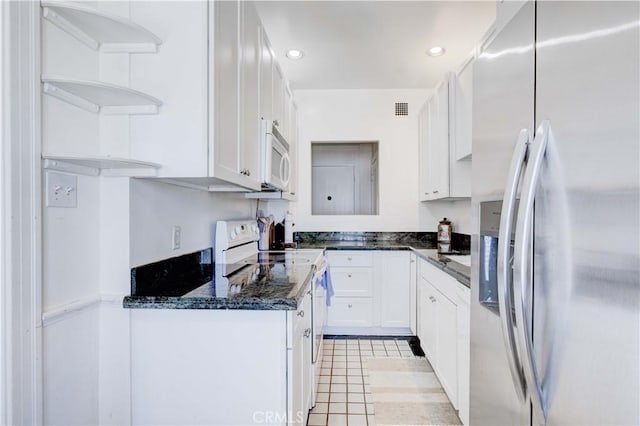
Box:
514, 120, 550, 423
498, 128, 531, 402
280, 153, 291, 187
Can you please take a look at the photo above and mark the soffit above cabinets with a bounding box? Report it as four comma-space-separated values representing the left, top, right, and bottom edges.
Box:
255, 1, 495, 90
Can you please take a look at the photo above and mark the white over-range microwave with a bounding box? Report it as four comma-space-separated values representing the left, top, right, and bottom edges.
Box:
261, 119, 291, 192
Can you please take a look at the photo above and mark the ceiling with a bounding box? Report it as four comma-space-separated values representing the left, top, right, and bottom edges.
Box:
255, 1, 496, 90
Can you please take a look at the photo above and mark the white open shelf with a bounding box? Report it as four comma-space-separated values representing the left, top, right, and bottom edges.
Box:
42, 76, 162, 115
41, 1, 162, 53
43, 155, 161, 177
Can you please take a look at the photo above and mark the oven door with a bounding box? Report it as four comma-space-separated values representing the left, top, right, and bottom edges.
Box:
262, 128, 291, 191
312, 265, 326, 364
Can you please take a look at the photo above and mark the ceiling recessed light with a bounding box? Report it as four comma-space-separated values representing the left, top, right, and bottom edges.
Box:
286, 49, 304, 60
427, 46, 446, 57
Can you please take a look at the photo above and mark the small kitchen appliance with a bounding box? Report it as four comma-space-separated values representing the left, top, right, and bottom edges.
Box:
437, 217, 452, 253
261, 119, 291, 191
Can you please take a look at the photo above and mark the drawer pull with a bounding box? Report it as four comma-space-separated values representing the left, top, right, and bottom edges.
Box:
304, 328, 311, 338
347, 257, 352, 261
348, 304, 353, 308
347, 274, 352, 278
297, 310, 305, 317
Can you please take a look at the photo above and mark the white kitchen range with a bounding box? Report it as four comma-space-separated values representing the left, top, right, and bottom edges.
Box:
2, 1, 638, 426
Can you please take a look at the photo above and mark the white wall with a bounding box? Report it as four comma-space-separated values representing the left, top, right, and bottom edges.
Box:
294, 89, 471, 234
419, 199, 472, 234
295, 89, 430, 231
130, 180, 257, 267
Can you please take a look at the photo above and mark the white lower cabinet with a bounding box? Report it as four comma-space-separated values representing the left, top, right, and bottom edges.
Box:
326, 250, 412, 333
418, 258, 471, 425
419, 277, 438, 362
289, 291, 313, 425
130, 290, 313, 426
327, 298, 374, 327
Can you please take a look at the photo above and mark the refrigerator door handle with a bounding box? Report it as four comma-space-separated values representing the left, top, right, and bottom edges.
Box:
497, 128, 531, 402
514, 120, 551, 422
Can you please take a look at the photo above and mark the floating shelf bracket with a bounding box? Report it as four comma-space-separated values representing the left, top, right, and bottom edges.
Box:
43, 156, 161, 177
42, 76, 162, 115
41, 2, 162, 53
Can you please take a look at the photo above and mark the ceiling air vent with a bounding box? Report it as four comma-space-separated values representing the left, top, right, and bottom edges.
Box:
395, 102, 408, 117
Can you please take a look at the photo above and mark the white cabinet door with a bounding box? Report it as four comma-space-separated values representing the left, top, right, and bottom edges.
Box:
379, 251, 411, 328
289, 292, 311, 425
283, 86, 292, 142
456, 285, 471, 425
259, 28, 273, 122
410, 253, 417, 334
420, 277, 438, 362
418, 103, 430, 201
213, 0, 241, 181
239, 2, 261, 185
430, 79, 451, 198
273, 64, 285, 129
288, 102, 298, 199
436, 288, 458, 408
454, 57, 474, 161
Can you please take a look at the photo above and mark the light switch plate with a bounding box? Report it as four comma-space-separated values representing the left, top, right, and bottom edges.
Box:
45, 171, 77, 208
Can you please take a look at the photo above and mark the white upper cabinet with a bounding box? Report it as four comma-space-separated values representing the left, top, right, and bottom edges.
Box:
272, 64, 285, 131
129, 1, 295, 192
288, 101, 299, 199
418, 73, 472, 201
239, 1, 262, 185
453, 56, 474, 161
259, 29, 274, 122
212, 0, 244, 185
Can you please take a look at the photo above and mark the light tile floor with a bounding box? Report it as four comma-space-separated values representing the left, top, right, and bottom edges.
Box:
307, 338, 420, 426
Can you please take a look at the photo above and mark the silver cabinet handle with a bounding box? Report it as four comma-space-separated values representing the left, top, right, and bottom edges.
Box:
347, 274, 352, 278
347, 257, 352, 261
514, 121, 550, 422
433, 190, 439, 194
347, 304, 353, 308
297, 310, 304, 317
304, 328, 311, 338
498, 128, 530, 403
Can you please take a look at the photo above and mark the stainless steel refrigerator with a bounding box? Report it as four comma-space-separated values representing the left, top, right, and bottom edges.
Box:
470, 1, 639, 425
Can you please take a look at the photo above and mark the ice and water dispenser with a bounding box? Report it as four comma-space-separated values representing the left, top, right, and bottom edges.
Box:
478, 200, 517, 315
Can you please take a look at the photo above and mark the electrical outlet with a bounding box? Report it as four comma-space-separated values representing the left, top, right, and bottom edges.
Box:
172, 226, 181, 250
45, 171, 77, 208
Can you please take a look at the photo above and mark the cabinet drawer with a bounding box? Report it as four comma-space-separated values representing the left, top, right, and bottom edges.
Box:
327, 298, 373, 327
327, 251, 373, 267
420, 259, 459, 302
331, 268, 373, 297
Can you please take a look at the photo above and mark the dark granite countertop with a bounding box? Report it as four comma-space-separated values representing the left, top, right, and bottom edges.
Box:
297, 240, 433, 250
297, 240, 470, 288
413, 249, 471, 288
124, 249, 317, 310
